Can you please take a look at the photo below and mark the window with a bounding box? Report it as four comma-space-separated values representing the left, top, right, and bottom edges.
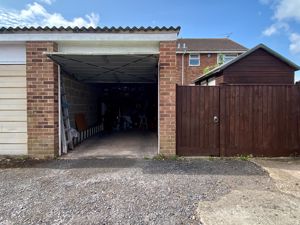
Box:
189, 54, 200, 66
218, 53, 238, 65
208, 78, 216, 86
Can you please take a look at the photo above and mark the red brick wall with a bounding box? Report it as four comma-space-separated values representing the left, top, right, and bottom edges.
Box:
26, 42, 59, 158
159, 41, 178, 155
177, 53, 218, 84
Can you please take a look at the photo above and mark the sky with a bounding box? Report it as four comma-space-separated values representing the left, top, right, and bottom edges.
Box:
0, 0, 299, 80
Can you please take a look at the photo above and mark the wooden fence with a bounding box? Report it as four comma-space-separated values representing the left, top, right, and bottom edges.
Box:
176, 85, 300, 157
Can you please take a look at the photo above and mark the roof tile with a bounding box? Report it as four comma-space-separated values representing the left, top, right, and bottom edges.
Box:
177, 38, 248, 51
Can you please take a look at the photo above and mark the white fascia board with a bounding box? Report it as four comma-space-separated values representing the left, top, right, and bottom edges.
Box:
0, 33, 178, 42
45, 51, 159, 56
57, 41, 160, 55
176, 50, 246, 54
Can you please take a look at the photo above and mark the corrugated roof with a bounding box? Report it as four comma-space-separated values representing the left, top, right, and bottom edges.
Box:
177, 38, 248, 52
0, 26, 181, 33
193, 43, 300, 83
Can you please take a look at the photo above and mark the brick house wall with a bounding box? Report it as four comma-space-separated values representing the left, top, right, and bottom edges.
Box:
26, 41, 59, 158
159, 41, 179, 155
63, 73, 98, 128
177, 53, 218, 85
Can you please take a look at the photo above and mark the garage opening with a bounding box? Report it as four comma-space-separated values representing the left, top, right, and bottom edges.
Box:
48, 54, 159, 158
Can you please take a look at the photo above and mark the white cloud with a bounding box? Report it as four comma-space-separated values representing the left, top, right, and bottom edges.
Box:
261, 0, 300, 55
289, 33, 300, 54
0, 2, 99, 28
274, 0, 300, 22
39, 0, 55, 5
262, 22, 289, 36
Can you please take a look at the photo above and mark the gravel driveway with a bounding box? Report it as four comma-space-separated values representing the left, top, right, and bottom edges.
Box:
0, 158, 273, 225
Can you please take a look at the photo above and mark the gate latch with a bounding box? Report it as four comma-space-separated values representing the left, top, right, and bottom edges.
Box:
213, 116, 219, 123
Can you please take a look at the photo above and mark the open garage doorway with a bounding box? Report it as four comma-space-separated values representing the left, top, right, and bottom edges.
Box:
48, 53, 159, 158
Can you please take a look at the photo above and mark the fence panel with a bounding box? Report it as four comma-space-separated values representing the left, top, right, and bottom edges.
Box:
176, 85, 300, 157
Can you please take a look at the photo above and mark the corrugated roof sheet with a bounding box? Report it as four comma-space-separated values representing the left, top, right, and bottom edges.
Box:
0, 26, 180, 33
177, 38, 248, 51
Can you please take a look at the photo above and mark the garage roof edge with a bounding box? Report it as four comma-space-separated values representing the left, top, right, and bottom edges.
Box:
0, 26, 181, 34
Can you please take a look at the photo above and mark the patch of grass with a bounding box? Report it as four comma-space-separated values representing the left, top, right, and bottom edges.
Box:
153, 153, 167, 160
152, 154, 183, 161
169, 155, 183, 161
208, 156, 216, 161
237, 154, 253, 161
143, 156, 151, 160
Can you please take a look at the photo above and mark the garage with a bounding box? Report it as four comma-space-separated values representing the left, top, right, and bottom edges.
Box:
48, 53, 159, 157
0, 44, 27, 155
0, 26, 179, 158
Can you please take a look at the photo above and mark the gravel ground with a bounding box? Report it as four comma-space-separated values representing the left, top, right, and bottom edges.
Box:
0, 158, 273, 225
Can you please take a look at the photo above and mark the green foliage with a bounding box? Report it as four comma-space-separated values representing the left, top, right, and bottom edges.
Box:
237, 154, 253, 161
203, 64, 219, 74
152, 154, 183, 161
153, 154, 167, 160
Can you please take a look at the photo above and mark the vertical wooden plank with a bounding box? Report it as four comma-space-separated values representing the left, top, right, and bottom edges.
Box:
213, 87, 220, 152
219, 86, 226, 156
228, 86, 235, 152
191, 87, 197, 149
196, 86, 201, 149
248, 86, 254, 154
199, 87, 205, 149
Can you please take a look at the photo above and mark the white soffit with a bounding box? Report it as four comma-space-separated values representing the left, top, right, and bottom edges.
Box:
0, 33, 178, 42
57, 41, 159, 55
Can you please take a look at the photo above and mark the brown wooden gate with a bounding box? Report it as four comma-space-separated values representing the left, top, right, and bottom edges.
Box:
176, 86, 220, 156
176, 85, 300, 157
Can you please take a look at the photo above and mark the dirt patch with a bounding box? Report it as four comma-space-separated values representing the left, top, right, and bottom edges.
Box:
0, 157, 49, 169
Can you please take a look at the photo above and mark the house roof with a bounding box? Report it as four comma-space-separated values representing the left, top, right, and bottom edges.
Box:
0, 26, 181, 34
193, 44, 300, 83
177, 38, 248, 52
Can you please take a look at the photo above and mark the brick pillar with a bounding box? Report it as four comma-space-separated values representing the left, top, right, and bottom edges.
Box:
26, 42, 59, 158
159, 41, 178, 155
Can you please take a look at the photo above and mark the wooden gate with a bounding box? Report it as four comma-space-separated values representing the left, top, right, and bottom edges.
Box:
176, 85, 300, 157
176, 86, 220, 156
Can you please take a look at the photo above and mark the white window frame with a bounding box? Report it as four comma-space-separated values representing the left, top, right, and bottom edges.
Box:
189, 54, 200, 66
217, 53, 239, 65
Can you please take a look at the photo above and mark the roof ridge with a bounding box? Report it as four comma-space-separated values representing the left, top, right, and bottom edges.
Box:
0, 26, 181, 33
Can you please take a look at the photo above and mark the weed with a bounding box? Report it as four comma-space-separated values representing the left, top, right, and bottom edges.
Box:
238, 154, 253, 161
208, 156, 215, 161
152, 154, 183, 161
152, 154, 167, 160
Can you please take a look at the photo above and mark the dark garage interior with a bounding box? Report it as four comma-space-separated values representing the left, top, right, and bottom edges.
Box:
48, 54, 159, 157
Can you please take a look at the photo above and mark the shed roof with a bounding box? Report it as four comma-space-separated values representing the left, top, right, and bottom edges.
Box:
193, 44, 300, 83
0, 26, 181, 34
177, 38, 247, 52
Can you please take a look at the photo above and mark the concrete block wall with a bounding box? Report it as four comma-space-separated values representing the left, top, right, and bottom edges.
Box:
26, 41, 59, 158
62, 73, 98, 128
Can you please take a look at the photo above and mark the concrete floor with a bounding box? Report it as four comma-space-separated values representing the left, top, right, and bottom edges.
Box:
64, 131, 158, 159
197, 158, 300, 225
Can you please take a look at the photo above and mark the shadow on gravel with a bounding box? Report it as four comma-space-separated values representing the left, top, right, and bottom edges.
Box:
1, 157, 267, 176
